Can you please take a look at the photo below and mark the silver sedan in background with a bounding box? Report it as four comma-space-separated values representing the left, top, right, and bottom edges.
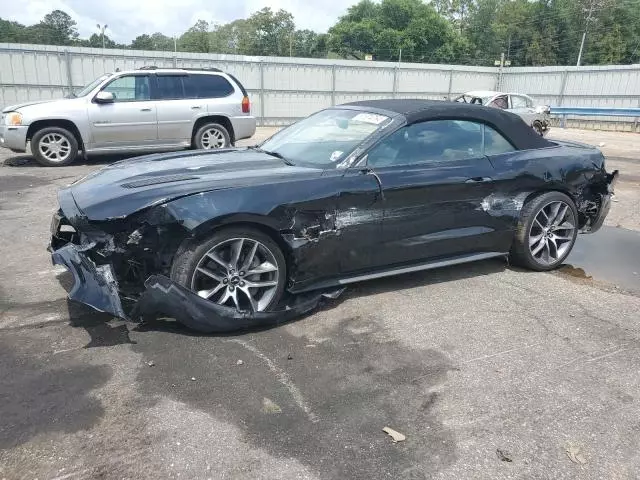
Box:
453, 90, 551, 136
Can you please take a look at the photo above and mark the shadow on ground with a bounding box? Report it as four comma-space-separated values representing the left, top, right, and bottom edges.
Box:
2, 150, 181, 168
0, 337, 111, 450
57, 271, 136, 349
132, 315, 458, 479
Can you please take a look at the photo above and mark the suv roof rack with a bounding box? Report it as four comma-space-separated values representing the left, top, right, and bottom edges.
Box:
137, 66, 223, 73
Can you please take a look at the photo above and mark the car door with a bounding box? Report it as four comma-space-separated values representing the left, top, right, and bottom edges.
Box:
362, 119, 510, 267
154, 74, 200, 144
509, 94, 537, 125
87, 73, 158, 148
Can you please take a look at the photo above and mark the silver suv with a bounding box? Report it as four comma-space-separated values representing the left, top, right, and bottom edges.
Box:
0, 66, 256, 166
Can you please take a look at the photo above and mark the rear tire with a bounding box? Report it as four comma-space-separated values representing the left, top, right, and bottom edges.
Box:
31, 127, 79, 167
193, 123, 231, 150
171, 227, 287, 312
532, 121, 544, 136
510, 191, 578, 271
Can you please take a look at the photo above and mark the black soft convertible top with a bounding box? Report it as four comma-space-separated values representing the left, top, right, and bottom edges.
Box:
339, 99, 553, 151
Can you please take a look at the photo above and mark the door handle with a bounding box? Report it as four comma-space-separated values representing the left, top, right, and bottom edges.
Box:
465, 177, 493, 183
191, 106, 202, 110
140, 108, 152, 112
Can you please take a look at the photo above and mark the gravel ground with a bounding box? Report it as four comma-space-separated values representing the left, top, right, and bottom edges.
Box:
0, 127, 639, 480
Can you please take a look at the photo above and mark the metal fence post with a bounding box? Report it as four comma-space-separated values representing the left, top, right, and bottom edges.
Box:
392, 67, 398, 98
259, 61, 265, 126
558, 69, 569, 106
63, 49, 73, 96
331, 64, 336, 106
447, 69, 454, 99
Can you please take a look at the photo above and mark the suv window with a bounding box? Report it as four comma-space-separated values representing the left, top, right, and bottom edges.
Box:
367, 120, 485, 167
155, 75, 186, 100
101, 75, 150, 102
184, 74, 235, 99
511, 95, 528, 109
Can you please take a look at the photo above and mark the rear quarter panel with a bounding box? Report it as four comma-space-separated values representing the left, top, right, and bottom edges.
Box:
487, 143, 607, 226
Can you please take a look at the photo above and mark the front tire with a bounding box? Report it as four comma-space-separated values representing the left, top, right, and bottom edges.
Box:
31, 127, 79, 166
193, 123, 231, 150
171, 227, 287, 312
510, 191, 578, 271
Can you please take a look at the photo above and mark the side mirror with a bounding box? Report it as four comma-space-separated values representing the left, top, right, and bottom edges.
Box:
94, 91, 114, 104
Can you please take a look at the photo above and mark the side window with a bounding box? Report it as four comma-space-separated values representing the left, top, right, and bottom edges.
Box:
155, 75, 186, 100
367, 120, 484, 168
511, 95, 528, 109
526, 96, 534, 108
488, 95, 508, 109
101, 75, 150, 102
184, 74, 235, 99
483, 125, 516, 156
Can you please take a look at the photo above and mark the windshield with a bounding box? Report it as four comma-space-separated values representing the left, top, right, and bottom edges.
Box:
74, 73, 112, 97
259, 108, 392, 167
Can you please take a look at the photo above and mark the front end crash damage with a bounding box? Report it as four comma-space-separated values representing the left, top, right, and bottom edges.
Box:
49, 204, 344, 333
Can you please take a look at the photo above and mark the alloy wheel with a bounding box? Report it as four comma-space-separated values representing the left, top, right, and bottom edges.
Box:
528, 200, 576, 266
200, 128, 226, 149
38, 133, 72, 163
191, 237, 279, 312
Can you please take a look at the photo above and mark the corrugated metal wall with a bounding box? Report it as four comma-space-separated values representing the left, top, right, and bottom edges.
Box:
501, 65, 640, 128
1, 43, 638, 128
0, 43, 496, 125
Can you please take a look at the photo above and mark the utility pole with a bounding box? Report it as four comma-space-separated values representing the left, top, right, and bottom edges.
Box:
577, 0, 604, 66
96, 24, 108, 49
399, 47, 402, 63
494, 52, 511, 90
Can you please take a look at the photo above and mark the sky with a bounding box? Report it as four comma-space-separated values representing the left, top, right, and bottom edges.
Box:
0, 0, 362, 42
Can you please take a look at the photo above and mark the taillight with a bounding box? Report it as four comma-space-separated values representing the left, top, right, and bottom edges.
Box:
241, 96, 250, 114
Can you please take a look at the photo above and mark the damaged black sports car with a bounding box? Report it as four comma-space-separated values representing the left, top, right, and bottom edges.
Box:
49, 99, 618, 332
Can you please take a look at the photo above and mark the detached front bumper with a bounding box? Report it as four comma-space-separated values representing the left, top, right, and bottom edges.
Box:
51, 242, 127, 318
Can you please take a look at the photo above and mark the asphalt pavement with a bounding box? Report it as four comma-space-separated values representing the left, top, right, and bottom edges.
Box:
0, 129, 639, 480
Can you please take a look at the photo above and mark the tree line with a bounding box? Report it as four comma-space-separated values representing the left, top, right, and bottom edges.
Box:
1, 0, 639, 66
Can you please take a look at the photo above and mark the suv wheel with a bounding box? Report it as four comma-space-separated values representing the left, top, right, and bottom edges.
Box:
194, 123, 231, 150
31, 127, 79, 167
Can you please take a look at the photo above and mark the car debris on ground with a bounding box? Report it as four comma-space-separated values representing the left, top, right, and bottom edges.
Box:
382, 427, 406, 443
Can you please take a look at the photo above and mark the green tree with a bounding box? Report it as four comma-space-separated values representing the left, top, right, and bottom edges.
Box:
328, 0, 466, 62
210, 20, 252, 54
0, 18, 28, 43
28, 10, 78, 45
244, 8, 295, 56
179, 20, 210, 52
79, 33, 118, 49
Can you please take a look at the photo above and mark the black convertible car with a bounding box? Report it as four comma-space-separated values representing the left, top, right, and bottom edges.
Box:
49, 99, 618, 331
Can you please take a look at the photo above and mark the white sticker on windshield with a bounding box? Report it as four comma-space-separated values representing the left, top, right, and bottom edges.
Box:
330, 150, 344, 162
352, 113, 388, 125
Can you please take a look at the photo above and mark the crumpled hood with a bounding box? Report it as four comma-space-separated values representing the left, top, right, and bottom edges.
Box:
63, 148, 324, 221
